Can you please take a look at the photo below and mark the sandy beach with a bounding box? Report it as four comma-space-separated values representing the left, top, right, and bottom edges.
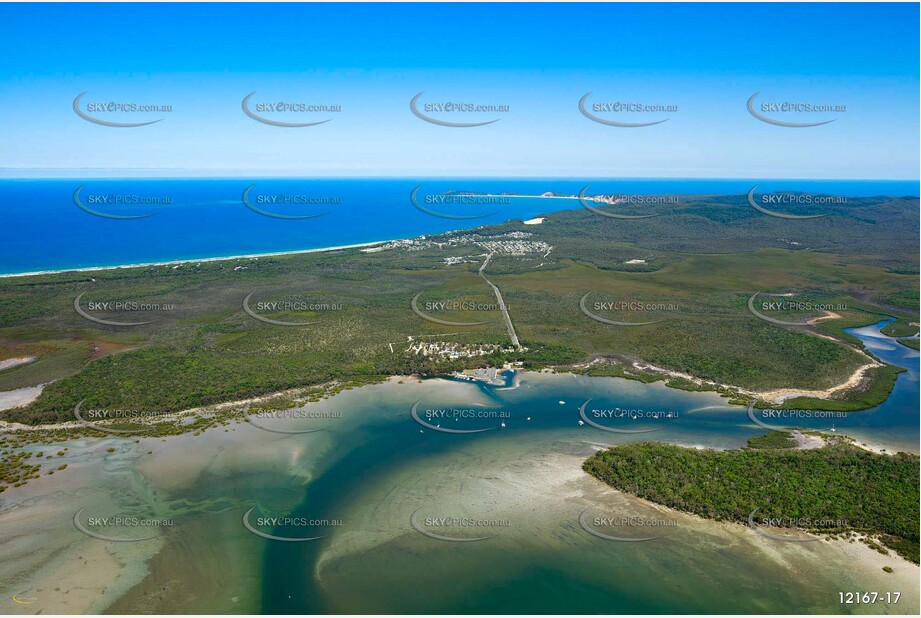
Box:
0, 240, 395, 280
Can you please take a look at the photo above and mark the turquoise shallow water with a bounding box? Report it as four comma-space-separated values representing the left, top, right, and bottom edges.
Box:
2, 321, 913, 613
246, 320, 918, 614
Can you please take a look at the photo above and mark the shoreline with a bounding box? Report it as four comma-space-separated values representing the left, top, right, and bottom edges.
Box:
759, 359, 882, 403
0, 239, 396, 279
0, 375, 398, 432
578, 315, 904, 409
4, 187, 917, 280
1, 372, 917, 614
0, 330, 903, 434
1, 314, 906, 435
0, 197, 601, 279
584, 441, 921, 569
2, 366, 914, 453
589, 353, 885, 407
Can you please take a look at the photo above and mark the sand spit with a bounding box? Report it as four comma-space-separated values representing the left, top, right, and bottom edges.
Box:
578, 350, 883, 406
313, 435, 919, 614
759, 359, 882, 404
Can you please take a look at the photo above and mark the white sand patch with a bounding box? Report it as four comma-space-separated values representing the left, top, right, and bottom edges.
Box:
0, 357, 35, 372
790, 429, 825, 450
0, 384, 45, 413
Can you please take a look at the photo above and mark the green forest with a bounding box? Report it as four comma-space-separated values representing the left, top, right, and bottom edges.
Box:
584, 438, 920, 563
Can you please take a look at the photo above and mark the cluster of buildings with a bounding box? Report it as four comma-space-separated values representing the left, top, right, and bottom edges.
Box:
406, 340, 506, 359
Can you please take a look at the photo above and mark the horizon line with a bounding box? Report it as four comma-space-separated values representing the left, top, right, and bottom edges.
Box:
0, 173, 918, 183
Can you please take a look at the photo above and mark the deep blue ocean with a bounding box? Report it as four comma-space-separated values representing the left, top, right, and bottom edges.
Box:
1, 178, 917, 275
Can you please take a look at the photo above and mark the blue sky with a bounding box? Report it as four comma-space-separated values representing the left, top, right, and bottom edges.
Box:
0, 2, 918, 179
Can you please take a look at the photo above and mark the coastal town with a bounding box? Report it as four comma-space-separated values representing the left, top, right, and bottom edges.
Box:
364, 230, 552, 260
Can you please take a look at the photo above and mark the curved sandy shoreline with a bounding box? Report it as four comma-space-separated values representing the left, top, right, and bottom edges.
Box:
0, 240, 394, 279
759, 359, 883, 403
623, 355, 882, 405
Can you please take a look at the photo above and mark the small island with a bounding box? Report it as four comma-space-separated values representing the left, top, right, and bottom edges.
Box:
584, 433, 920, 564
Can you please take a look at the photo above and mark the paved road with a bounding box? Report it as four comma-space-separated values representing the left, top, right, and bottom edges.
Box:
479, 252, 521, 349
